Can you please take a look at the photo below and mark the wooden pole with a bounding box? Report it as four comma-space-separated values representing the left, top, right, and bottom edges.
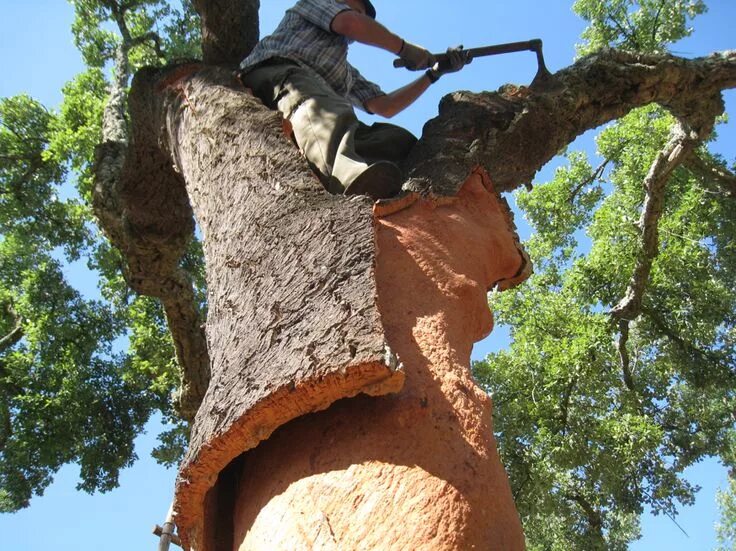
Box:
154, 503, 181, 549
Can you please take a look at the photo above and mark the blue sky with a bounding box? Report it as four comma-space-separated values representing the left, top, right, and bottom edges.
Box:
0, 1, 734, 550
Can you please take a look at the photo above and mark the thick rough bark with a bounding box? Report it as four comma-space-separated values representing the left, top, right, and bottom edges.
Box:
230, 171, 528, 551
92, 13, 210, 421
193, 0, 260, 66
407, 49, 736, 194
125, 65, 405, 549
94, 105, 208, 420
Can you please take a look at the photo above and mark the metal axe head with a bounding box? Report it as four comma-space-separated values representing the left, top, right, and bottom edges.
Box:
528, 39, 560, 90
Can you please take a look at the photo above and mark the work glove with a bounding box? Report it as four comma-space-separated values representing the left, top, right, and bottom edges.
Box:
426, 46, 472, 82
398, 40, 436, 71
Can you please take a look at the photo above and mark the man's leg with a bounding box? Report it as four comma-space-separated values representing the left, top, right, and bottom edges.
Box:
288, 92, 367, 194
242, 63, 403, 199
354, 122, 418, 166
281, 71, 406, 198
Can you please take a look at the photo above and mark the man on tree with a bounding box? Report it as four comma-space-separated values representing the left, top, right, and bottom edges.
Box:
239, 0, 469, 199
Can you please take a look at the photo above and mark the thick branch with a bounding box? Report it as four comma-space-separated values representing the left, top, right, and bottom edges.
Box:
685, 152, 736, 198
193, 0, 260, 66
566, 492, 605, 543
607, 120, 699, 394
611, 120, 700, 321
157, 270, 210, 421
406, 49, 736, 194
101, 42, 129, 145
93, 6, 209, 421
0, 303, 23, 354
93, 132, 207, 423
616, 320, 636, 391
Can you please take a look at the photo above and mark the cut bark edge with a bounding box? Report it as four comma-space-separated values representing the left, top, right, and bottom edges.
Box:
376, 166, 532, 293
469, 166, 532, 292
171, 166, 532, 551
173, 358, 404, 550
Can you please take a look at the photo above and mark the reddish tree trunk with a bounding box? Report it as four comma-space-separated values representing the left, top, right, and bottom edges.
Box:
230, 171, 527, 550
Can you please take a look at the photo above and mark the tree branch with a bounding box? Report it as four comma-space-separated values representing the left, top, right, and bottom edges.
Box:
611, 119, 700, 321
685, 151, 736, 198
568, 158, 610, 204
0, 302, 24, 354
606, 119, 700, 393
192, 0, 260, 66
92, 2, 209, 422
616, 320, 636, 391
137, 268, 209, 421
609, 11, 641, 50
129, 31, 166, 60
565, 492, 605, 543
406, 49, 736, 194
642, 306, 733, 374
0, 301, 22, 454
651, 0, 667, 47
93, 133, 208, 422
0, 153, 33, 163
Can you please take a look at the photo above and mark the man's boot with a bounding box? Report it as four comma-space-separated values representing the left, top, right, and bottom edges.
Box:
343, 161, 404, 200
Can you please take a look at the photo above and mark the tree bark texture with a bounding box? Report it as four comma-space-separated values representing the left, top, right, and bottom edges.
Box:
193, 0, 260, 66
92, 20, 210, 420
229, 171, 528, 551
113, 48, 736, 550
125, 65, 406, 549
407, 49, 735, 195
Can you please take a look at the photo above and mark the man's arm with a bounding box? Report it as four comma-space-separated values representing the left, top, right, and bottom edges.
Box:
331, 9, 434, 71
364, 74, 433, 118
330, 9, 404, 54
363, 48, 472, 118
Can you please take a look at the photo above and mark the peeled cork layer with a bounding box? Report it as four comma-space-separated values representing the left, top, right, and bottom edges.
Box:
227, 169, 530, 550
147, 68, 406, 550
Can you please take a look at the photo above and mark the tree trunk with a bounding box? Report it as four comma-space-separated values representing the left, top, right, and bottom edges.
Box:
230, 170, 528, 550
124, 65, 409, 549
193, 0, 260, 66
108, 45, 736, 550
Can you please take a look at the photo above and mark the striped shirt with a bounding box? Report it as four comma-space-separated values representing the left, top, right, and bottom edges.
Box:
239, 0, 385, 110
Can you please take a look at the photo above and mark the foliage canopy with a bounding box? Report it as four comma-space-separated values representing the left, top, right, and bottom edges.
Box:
473, 1, 735, 548
0, 2, 734, 550
0, 0, 201, 512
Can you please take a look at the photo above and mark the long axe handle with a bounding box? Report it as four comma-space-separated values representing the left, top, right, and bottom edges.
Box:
393, 38, 552, 83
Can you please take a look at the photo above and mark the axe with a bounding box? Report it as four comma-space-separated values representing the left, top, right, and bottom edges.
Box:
394, 38, 554, 87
